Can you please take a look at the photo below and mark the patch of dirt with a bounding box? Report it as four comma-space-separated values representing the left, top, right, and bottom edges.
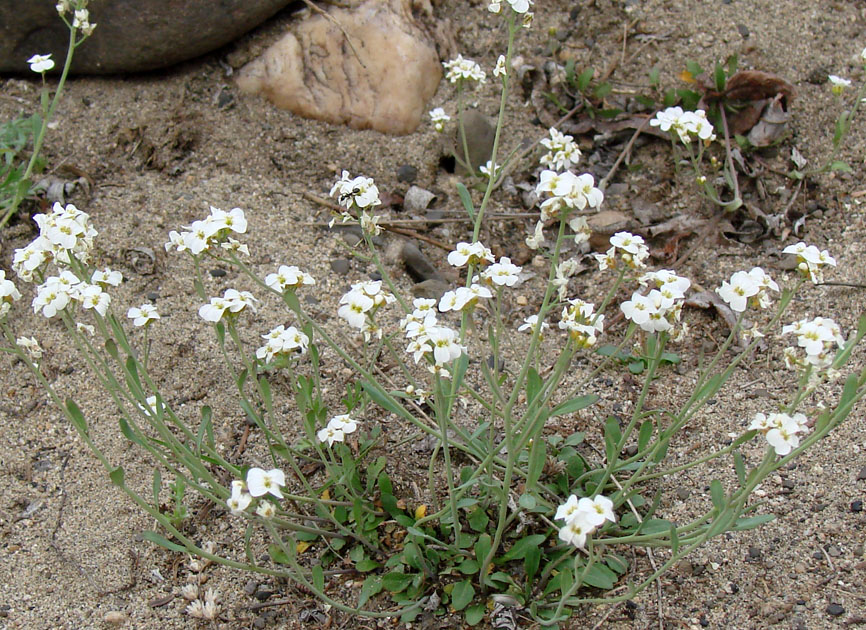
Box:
1, 1, 865, 628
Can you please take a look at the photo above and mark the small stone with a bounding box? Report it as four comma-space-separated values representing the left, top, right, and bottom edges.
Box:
736, 24, 750, 39
676, 487, 690, 501
146, 291, 160, 301
209, 268, 227, 278
400, 242, 442, 282
851, 499, 863, 513
699, 614, 709, 627
396, 165, 417, 183
857, 465, 866, 481
812, 550, 824, 559
244, 579, 259, 596
411, 278, 450, 300
329, 258, 351, 276
748, 546, 761, 560
253, 616, 267, 629
826, 603, 845, 616
516, 295, 528, 306
826, 545, 842, 557
781, 479, 796, 490
254, 588, 275, 602
103, 611, 127, 625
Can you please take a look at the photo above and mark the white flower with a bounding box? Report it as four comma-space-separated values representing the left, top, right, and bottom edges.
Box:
429, 107, 451, 132
265, 265, 315, 292
554, 494, 581, 522
540, 127, 581, 171
578, 495, 616, 528
782, 242, 836, 284
256, 325, 309, 362
33, 276, 75, 318
91, 268, 123, 287
558, 516, 593, 549
782, 316, 845, 368
482, 256, 522, 287
256, 502, 276, 518
180, 584, 199, 601
317, 425, 345, 446
525, 220, 545, 250
207, 206, 247, 234
16, 336, 43, 361
0, 270, 22, 317
488, 0, 501, 12
221, 237, 250, 256
861, 47, 866, 62
338, 290, 374, 329
447, 241, 494, 267
425, 326, 465, 365
329, 171, 381, 209
479, 160, 500, 178
199, 289, 257, 322
246, 468, 286, 499
443, 54, 486, 84
649, 106, 684, 133
766, 415, 802, 456
828, 74, 851, 95
439, 284, 491, 312
716, 270, 759, 313
198, 297, 230, 322
518, 314, 549, 335
128, 304, 160, 327
27, 54, 54, 73
80, 283, 110, 316
493, 55, 507, 78
610, 231, 645, 255
227, 482, 252, 515
506, 0, 533, 13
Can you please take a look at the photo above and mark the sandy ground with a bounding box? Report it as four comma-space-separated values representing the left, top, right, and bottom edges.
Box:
1, 0, 865, 628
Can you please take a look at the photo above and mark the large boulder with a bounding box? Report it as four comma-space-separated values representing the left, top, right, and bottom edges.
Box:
0, 0, 294, 74
236, 0, 441, 135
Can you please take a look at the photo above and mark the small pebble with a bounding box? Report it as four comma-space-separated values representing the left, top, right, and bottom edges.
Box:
516, 295, 528, 306
103, 611, 127, 625
747, 546, 761, 560
329, 258, 351, 276
396, 164, 418, 183
857, 465, 866, 481
146, 291, 160, 301
209, 268, 227, 278
737, 24, 750, 39
676, 487, 690, 501
244, 579, 259, 596
826, 545, 842, 557
826, 603, 845, 616
851, 499, 863, 513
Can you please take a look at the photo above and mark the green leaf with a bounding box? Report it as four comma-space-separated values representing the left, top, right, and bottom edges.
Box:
628, 360, 645, 374
526, 367, 543, 404
109, 466, 125, 487
713, 62, 726, 92
637, 420, 653, 451
152, 469, 161, 505
468, 507, 489, 533
362, 381, 411, 421
474, 534, 492, 568
583, 563, 617, 589
577, 67, 594, 92
358, 576, 382, 608
465, 604, 486, 626
648, 67, 660, 87
457, 558, 479, 574
267, 544, 290, 564
686, 60, 704, 79
550, 394, 598, 417
669, 522, 679, 554
731, 514, 775, 531
709, 480, 725, 511
524, 546, 541, 583
451, 580, 474, 611
119, 417, 142, 445
526, 437, 546, 491
197, 406, 214, 453
593, 82, 612, 99
498, 534, 547, 563
564, 431, 585, 447
66, 399, 88, 436
726, 54, 739, 77
518, 493, 537, 510
829, 160, 852, 173
733, 451, 746, 487
637, 518, 673, 535
104, 338, 119, 359
456, 182, 475, 221
312, 564, 325, 593
141, 530, 186, 553
604, 416, 622, 461
259, 376, 272, 409
382, 571, 413, 593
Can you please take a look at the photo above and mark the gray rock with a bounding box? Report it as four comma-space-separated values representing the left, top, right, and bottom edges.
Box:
0, 0, 293, 74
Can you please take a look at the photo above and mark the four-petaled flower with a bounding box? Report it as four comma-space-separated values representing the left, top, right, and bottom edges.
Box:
246, 468, 286, 499
27, 54, 54, 73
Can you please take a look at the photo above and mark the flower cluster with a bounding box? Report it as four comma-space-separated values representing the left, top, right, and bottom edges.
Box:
782, 242, 836, 284
256, 324, 309, 363
559, 298, 604, 348
535, 170, 604, 220
13, 202, 98, 282
16, 336, 43, 362
555, 494, 616, 549
650, 106, 716, 144
620, 269, 691, 337
71, 6, 96, 35
429, 107, 450, 132
447, 241, 495, 268
400, 298, 465, 370
31, 267, 119, 319
227, 467, 286, 516
479, 256, 522, 287
329, 171, 381, 210
594, 231, 650, 271
782, 316, 845, 370
716, 267, 779, 313
749, 411, 809, 456
264, 265, 315, 293
337, 280, 395, 339
317, 414, 359, 447
186, 588, 220, 621
165, 206, 248, 256
199, 289, 258, 322
443, 54, 486, 84
439, 283, 492, 313
539, 127, 582, 172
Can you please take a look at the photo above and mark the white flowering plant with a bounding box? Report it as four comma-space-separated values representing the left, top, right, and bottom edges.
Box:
2, 6, 866, 629
0, 0, 96, 230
